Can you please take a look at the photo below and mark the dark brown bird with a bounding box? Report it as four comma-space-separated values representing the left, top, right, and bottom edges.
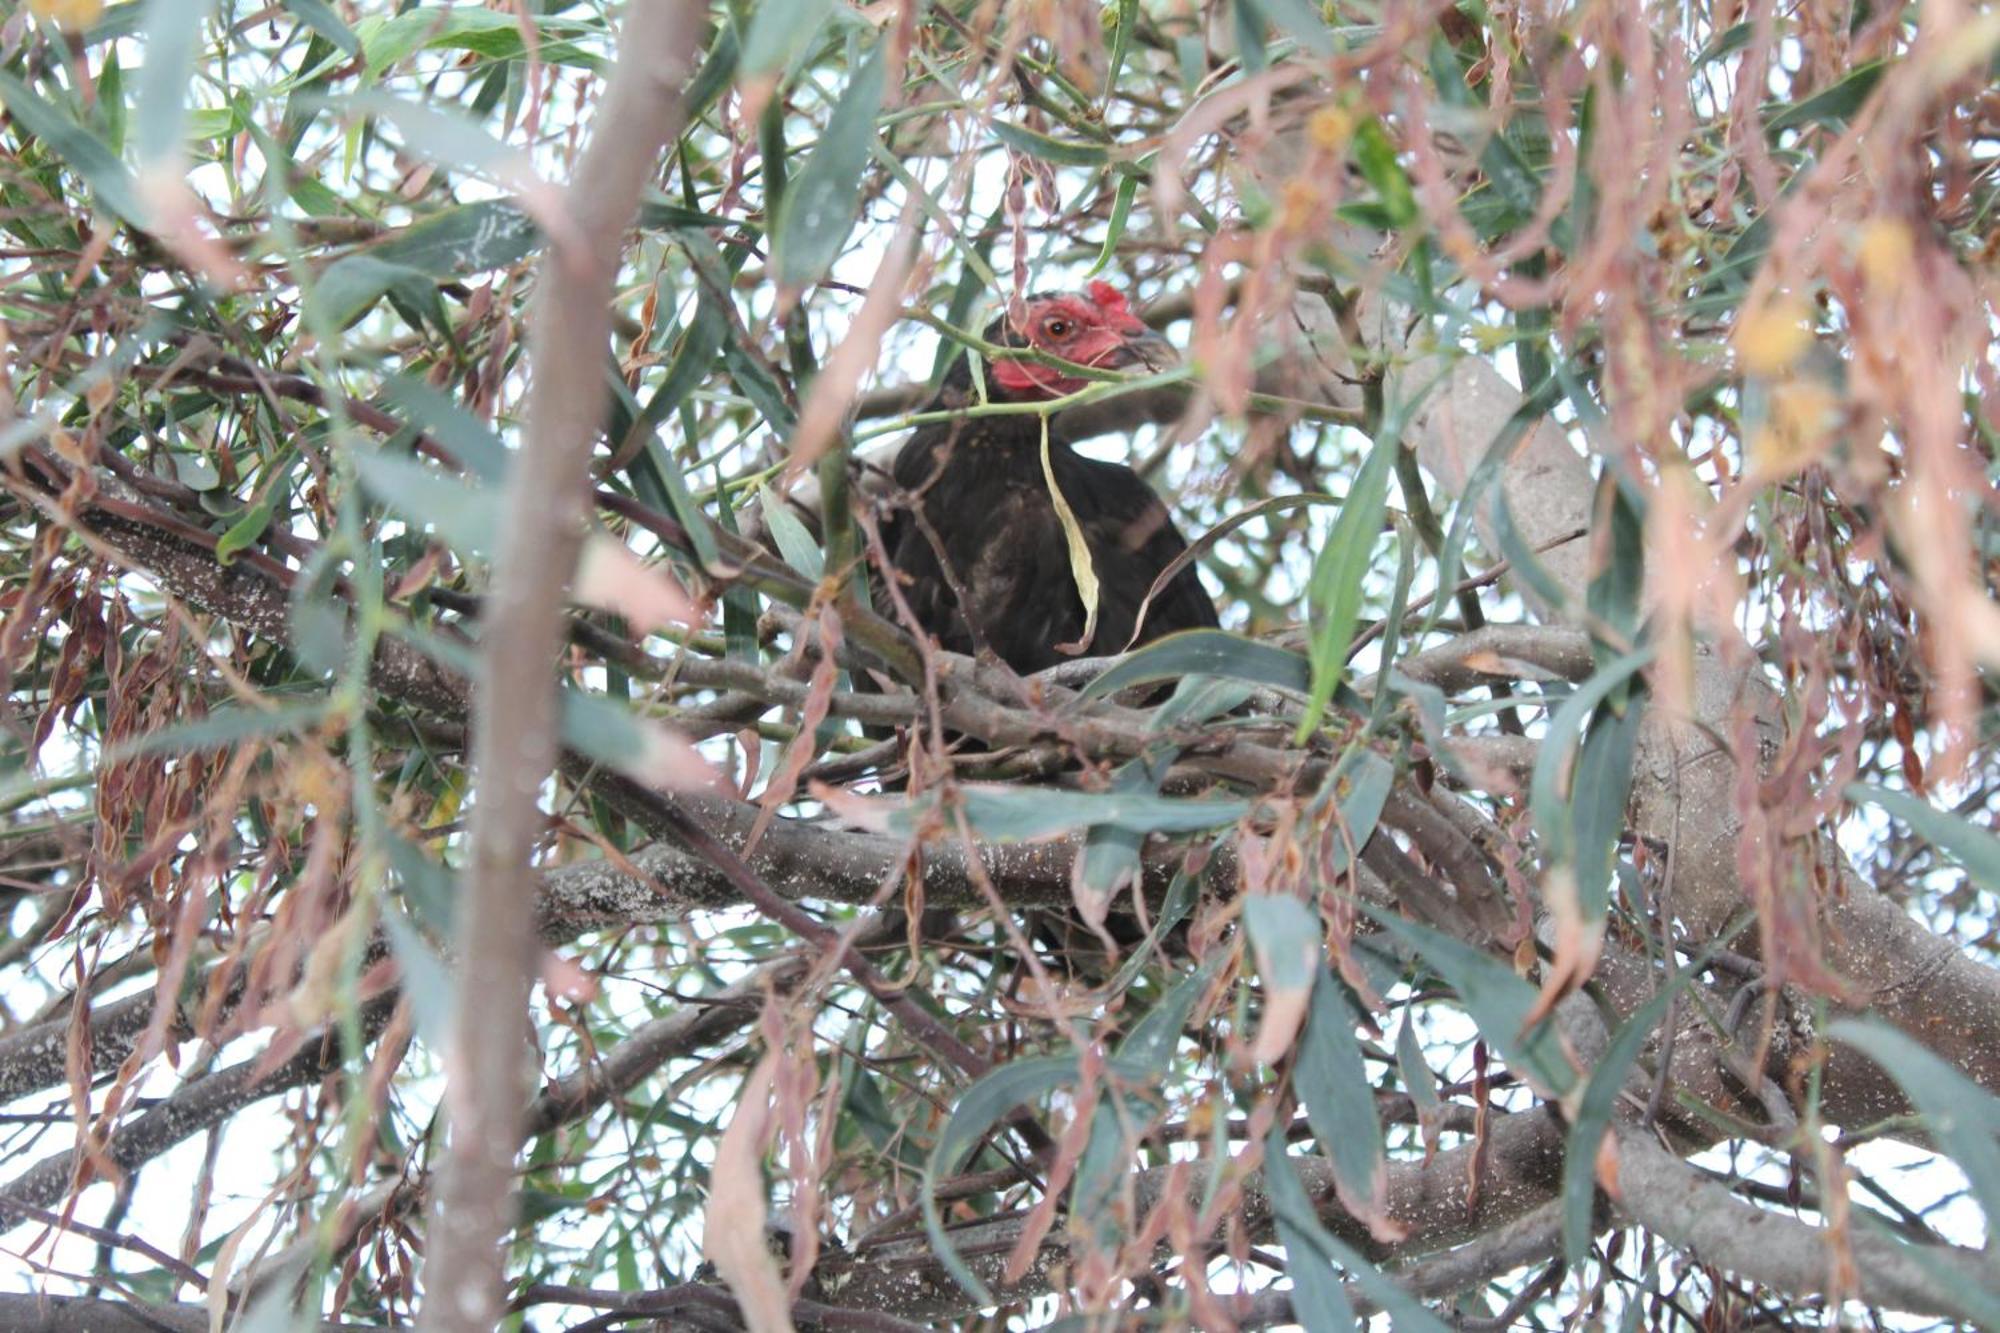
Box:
884, 283, 1217, 673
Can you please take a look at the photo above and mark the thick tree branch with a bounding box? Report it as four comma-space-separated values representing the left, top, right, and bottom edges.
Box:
423, 5, 708, 1327
1613, 1132, 1999, 1322
0, 998, 395, 1233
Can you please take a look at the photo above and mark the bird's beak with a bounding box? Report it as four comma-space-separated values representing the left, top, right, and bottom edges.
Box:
1099, 326, 1180, 374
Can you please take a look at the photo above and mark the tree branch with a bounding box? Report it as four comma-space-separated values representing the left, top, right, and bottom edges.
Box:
0, 1295, 375, 1333
1613, 1131, 2000, 1321
423, 5, 708, 1327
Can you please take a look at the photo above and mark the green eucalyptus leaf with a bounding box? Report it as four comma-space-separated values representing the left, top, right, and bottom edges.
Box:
1353, 119, 1417, 228
105, 700, 331, 763
740, 0, 834, 80
344, 90, 539, 187
135, 0, 220, 166
351, 449, 499, 557
1848, 785, 2000, 899
772, 42, 888, 291
1264, 1132, 1361, 1333
1081, 629, 1311, 701
281, 0, 361, 56
1366, 909, 1576, 1096
1297, 435, 1395, 740
383, 831, 458, 935
758, 490, 824, 580
380, 901, 454, 1053
379, 377, 511, 483
370, 199, 540, 276
1258, 0, 1337, 54
1088, 173, 1138, 276
1832, 1019, 2000, 1227
0, 72, 146, 225
172, 452, 221, 491
306, 255, 434, 330
1529, 648, 1651, 925
925, 1056, 1112, 1303
1296, 970, 1388, 1227
990, 119, 1112, 166
1072, 956, 1223, 1244
1766, 61, 1886, 131
289, 545, 351, 675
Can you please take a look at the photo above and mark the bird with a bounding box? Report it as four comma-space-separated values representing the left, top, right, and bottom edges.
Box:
882, 282, 1218, 674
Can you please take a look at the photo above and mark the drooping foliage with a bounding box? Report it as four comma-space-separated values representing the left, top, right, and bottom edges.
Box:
0, 0, 1998, 1328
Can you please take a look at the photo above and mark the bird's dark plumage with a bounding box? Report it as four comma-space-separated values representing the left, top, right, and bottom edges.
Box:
883, 284, 1217, 674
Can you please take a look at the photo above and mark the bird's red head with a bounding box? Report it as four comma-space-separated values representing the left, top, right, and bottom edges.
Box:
987, 282, 1176, 401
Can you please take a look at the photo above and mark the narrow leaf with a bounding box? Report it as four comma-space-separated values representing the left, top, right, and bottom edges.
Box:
1849, 785, 2000, 899
380, 902, 454, 1053
1296, 969, 1399, 1240
344, 91, 549, 197
925, 1056, 1089, 1304
1259, 0, 1338, 55
370, 199, 540, 277
1528, 650, 1653, 994
351, 449, 500, 557
1562, 958, 1703, 1263
560, 690, 718, 792
1244, 895, 1320, 1065
740, 0, 833, 79
0, 72, 146, 224
105, 700, 331, 763
1266, 1124, 1454, 1333
771, 42, 887, 291
990, 119, 1112, 166
1088, 174, 1138, 276
1297, 436, 1395, 741
306, 255, 433, 330
1041, 418, 1102, 654
758, 490, 824, 580
1353, 120, 1416, 228
1832, 1019, 2000, 1227
281, 0, 361, 56
379, 376, 511, 483
1264, 1132, 1361, 1333
1366, 910, 1576, 1096
134, 0, 220, 165
1082, 629, 1311, 701
1073, 956, 1223, 1243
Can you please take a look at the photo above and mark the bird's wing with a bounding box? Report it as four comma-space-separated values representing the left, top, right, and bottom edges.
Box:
1056, 452, 1219, 653
886, 425, 1084, 668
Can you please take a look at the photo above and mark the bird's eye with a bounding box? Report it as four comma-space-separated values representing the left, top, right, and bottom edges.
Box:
1044, 317, 1072, 339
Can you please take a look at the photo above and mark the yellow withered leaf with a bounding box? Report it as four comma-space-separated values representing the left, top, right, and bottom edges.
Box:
28, 0, 104, 32
1735, 294, 1815, 375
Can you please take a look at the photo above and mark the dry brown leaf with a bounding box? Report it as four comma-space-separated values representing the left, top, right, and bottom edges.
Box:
705, 1054, 797, 1333
745, 606, 842, 855
575, 533, 699, 635
539, 951, 598, 1004
807, 781, 896, 834
1247, 942, 1313, 1067
1524, 865, 1604, 1032
1595, 1127, 1622, 1198
627, 719, 726, 793
136, 167, 251, 293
